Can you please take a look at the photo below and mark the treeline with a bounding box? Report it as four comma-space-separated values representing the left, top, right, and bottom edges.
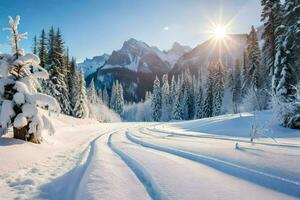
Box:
146, 24, 268, 122
33, 27, 89, 118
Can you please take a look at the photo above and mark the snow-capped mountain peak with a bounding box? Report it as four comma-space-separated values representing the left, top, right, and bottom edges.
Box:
78, 53, 109, 77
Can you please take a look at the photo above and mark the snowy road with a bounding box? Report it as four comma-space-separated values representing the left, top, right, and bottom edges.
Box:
74, 124, 300, 200
1, 112, 300, 200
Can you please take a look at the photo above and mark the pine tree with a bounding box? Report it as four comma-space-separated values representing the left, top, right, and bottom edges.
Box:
54, 28, 67, 78
213, 62, 224, 116
260, 0, 283, 77
74, 69, 89, 118
110, 80, 124, 114
46, 27, 55, 68
276, 0, 300, 99
68, 57, 78, 112
161, 74, 171, 121
32, 35, 37, 54
102, 87, 109, 106
172, 77, 184, 120
151, 76, 162, 121
231, 59, 242, 113
273, 0, 300, 129
44, 27, 71, 115
88, 78, 98, 104
38, 29, 47, 68
0, 16, 59, 143
181, 70, 194, 119
195, 70, 204, 119
46, 59, 72, 115
246, 26, 263, 90
203, 63, 215, 118
64, 48, 70, 87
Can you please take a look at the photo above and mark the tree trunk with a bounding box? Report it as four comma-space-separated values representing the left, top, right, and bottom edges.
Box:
13, 124, 41, 144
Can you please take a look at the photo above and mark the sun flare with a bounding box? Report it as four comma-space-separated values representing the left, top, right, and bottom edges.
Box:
213, 26, 227, 39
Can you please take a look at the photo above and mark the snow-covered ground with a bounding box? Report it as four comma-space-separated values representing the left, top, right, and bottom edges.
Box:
0, 111, 299, 199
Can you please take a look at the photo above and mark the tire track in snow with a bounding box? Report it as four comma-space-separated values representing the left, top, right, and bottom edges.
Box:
39, 130, 119, 200
108, 132, 168, 200
127, 132, 300, 198
147, 126, 300, 148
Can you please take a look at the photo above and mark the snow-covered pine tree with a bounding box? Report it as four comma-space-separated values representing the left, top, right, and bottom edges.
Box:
46, 27, 55, 69
181, 70, 194, 120
161, 74, 171, 121
172, 77, 184, 120
213, 61, 224, 116
203, 62, 215, 118
110, 80, 124, 114
170, 75, 176, 105
73, 69, 89, 118
260, 0, 283, 77
88, 78, 98, 104
63, 48, 70, 87
38, 29, 47, 69
102, 87, 109, 106
231, 59, 242, 113
32, 35, 37, 55
247, 26, 263, 90
273, 0, 300, 129
54, 29, 66, 75
194, 70, 204, 119
68, 57, 78, 113
151, 76, 162, 121
45, 27, 71, 115
97, 89, 103, 103
0, 16, 60, 143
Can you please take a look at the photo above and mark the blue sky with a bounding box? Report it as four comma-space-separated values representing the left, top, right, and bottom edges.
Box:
0, 0, 262, 61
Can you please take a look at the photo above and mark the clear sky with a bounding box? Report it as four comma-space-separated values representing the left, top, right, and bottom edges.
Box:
0, 0, 262, 61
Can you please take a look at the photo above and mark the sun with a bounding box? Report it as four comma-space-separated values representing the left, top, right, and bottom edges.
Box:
213, 26, 227, 39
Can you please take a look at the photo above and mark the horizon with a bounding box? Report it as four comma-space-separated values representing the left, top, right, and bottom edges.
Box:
0, 0, 262, 62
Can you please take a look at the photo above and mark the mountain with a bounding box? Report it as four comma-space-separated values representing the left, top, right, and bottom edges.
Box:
85, 36, 249, 101
172, 34, 248, 74
85, 38, 191, 101
101, 38, 187, 73
153, 42, 192, 67
78, 54, 110, 77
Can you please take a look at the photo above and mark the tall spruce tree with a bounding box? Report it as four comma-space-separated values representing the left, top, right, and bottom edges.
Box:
88, 78, 98, 104
273, 0, 300, 129
213, 62, 224, 116
32, 35, 37, 54
203, 63, 215, 118
110, 80, 124, 114
151, 76, 162, 121
231, 59, 242, 113
68, 57, 78, 112
195, 70, 204, 119
102, 87, 109, 106
161, 74, 171, 121
260, 0, 283, 77
74, 69, 89, 118
38, 29, 47, 68
45, 27, 71, 115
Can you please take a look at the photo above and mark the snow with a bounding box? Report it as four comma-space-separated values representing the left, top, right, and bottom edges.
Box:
0, 100, 15, 129
0, 110, 299, 199
13, 92, 25, 105
13, 113, 27, 128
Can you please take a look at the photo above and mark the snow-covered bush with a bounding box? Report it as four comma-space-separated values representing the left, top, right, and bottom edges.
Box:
0, 16, 60, 143
122, 100, 152, 122
274, 84, 300, 129
88, 102, 121, 122
241, 88, 269, 112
